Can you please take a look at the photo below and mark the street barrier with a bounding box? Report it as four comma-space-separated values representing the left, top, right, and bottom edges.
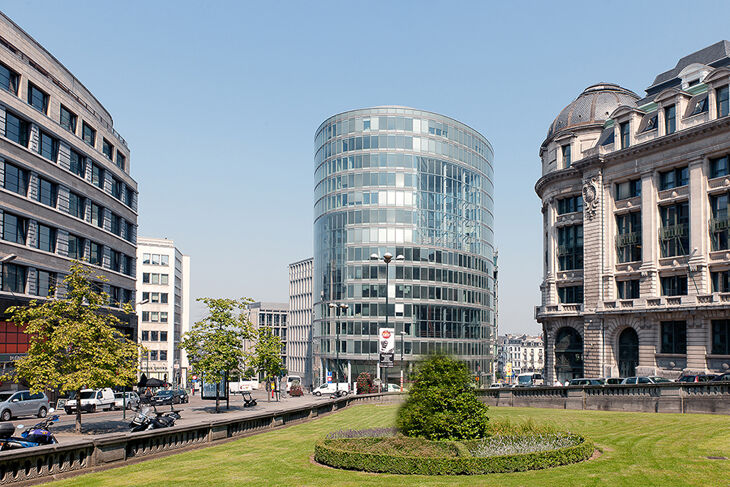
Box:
0, 392, 403, 485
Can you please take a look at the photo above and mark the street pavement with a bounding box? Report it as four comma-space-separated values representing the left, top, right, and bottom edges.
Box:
16, 390, 334, 440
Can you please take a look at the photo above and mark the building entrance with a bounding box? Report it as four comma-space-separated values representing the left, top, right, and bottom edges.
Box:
618, 328, 639, 378
554, 327, 583, 383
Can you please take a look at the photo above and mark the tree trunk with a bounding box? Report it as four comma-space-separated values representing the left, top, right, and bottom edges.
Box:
75, 389, 82, 434
225, 371, 229, 410
215, 382, 220, 413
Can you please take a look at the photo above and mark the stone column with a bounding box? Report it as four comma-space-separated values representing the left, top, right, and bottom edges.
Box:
640, 171, 659, 296
545, 200, 558, 305
581, 170, 603, 310
542, 321, 555, 384
688, 156, 708, 294
686, 315, 708, 372
583, 318, 603, 378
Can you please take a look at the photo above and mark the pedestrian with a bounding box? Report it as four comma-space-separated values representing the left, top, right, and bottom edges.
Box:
145, 387, 152, 404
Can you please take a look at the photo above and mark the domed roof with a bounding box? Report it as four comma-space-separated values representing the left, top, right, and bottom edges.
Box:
546, 83, 640, 140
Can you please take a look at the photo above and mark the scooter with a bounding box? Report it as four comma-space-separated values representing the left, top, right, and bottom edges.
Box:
0, 410, 60, 450
329, 389, 347, 399
242, 392, 257, 408
129, 405, 179, 432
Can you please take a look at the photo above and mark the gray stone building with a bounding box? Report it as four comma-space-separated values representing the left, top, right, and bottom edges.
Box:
0, 12, 137, 373
245, 302, 288, 378
536, 41, 730, 383
288, 257, 313, 389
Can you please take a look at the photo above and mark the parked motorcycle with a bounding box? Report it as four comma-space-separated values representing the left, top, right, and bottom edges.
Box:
242, 392, 257, 408
129, 405, 180, 432
0, 410, 60, 450
329, 389, 347, 399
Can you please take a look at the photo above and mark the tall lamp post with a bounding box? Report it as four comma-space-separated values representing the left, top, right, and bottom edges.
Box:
328, 302, 348, 394
400, 331, 406, 392
370, 252, 404, 391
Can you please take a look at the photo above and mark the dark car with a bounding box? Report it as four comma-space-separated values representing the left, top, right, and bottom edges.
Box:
604, 378, 624, 385
151, 390, 178, 406
711, 373, 730, 382
174, 389, 189, 404
678, 374, 716, 383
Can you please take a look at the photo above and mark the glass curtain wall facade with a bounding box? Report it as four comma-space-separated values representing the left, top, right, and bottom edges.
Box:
313, 107, 496, 387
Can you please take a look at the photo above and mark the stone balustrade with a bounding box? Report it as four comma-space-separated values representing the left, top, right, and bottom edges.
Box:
479, 382, 730, 414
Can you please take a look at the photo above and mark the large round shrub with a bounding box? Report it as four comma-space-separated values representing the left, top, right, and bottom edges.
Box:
396, 355, 489, 440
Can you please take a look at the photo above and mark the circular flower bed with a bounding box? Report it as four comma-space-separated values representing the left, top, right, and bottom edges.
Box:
314, 430, 594, 475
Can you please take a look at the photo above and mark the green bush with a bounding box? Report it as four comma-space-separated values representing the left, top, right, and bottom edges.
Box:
314, 434, 594, 475
356, 372, 375, 394
396, 355, 490, 440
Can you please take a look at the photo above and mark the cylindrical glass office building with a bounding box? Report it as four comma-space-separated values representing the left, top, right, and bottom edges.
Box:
313, 107, 496, 388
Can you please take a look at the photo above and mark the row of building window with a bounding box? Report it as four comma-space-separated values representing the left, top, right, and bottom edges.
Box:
5, 159, 134, 233
140, 330, 168, 342
660, 320, 730, 355
141, 311, 168, 323
144, 350, 168, 361
0, 61, 127, 171
3, 112, 134, 209
141, 253, 169, 266
142, 273, 169, 285
1, 210, 133, 275
609, 86, 727, 152
319, 337, 485, 357
141, 291, 168, 303
2, 262, 133, 303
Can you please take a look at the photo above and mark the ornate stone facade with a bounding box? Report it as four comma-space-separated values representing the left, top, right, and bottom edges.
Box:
536, 42, 730, 382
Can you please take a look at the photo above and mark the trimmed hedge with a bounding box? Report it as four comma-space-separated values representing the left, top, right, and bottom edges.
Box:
314, 434, 594, 475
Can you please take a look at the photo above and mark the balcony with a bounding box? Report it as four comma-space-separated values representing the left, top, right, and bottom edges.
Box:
535, 303, 584, 319
596, 294, 730, 313
616, 231, 641, 247
659, 224, 688, 240
710, 217, 730, 233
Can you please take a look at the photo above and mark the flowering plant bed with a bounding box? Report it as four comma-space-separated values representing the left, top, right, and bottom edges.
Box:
314, 430, 594, 475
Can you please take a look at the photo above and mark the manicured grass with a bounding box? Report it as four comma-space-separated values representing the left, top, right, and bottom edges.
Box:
51, 405, 730, 487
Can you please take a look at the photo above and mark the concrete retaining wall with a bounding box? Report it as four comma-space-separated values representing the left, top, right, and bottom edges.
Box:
479, 382, 730, 415
0, 392, 403, 485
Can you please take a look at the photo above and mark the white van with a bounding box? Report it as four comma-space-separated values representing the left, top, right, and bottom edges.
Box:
313, 383, 349, 396
64, 388, 115, 414
286, 375, 302, 393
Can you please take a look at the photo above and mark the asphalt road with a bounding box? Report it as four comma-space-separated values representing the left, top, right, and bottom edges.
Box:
10, 389, 334, 440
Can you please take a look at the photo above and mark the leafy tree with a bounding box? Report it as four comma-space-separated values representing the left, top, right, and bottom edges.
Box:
2, 261, 139, 433
180, 298, 255, 413
250, 327, 283, 402
396, 354, 489, 440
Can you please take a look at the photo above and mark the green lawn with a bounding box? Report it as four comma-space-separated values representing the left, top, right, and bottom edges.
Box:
51, 405, 730, 487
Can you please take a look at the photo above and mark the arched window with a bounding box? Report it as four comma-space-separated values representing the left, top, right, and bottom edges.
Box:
554, 327, 583, 382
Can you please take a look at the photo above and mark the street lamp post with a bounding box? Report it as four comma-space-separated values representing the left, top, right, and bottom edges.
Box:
370, 252, 404, 392
400, 331, 406, 392
328, 302, 348, 394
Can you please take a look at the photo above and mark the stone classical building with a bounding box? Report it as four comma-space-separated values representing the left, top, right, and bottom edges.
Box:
0, 12, 138, 377
136, 238, 190, 386
288, 257, 313, 389
536, 41, 730, 383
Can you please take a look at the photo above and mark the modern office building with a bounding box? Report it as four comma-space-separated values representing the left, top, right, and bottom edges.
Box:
245, 302, 288, 377
136, 238, 190, 386
0, 13, 138, 375
313, 107, 497, 387
288, 257, 313, 388
536, 41, 730, 383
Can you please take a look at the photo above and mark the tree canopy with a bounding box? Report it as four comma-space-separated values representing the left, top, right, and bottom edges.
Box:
2, 261, 140, 433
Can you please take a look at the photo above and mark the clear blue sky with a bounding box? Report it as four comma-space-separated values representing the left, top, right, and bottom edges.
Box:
4, 2, 730, 333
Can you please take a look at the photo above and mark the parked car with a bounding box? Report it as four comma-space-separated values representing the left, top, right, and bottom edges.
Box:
152, 390, 180, 406
113, 392, 140, 410
569, 378, 603, 386
313, 383, 349, 396
603, 377, 625, 385
64, 388, 115, 414
0, 391, 50, 421
678, 374, 717, 383
174, 389, 189, 404
285, 376, 302, 393
711, 372, 730, 382
621, 376, 672, 385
